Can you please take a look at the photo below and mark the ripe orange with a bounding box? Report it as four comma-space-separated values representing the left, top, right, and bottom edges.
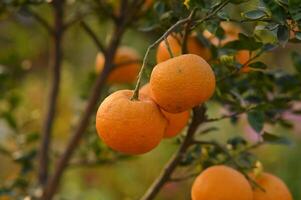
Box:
150, 54, 216, 113
252, 172, 293, 200
235, 50, 251, 73
95, 47, 140, 84
95, 90, 167, 155
140, 83, 190, 138
156, 34, 211, 63
203, 21, 241, 46
191, 165, 253, 200
144, 0, 153, 10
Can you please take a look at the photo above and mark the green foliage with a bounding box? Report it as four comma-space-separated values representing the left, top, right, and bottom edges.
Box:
247, 110, 265, 133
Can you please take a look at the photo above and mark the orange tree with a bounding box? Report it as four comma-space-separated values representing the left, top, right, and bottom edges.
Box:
0, 0, 301, 199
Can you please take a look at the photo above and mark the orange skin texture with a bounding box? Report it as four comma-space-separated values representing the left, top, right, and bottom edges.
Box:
252, 173, 293, 200
156, 34, 211, 63
203, 21, 241, 46
96, 90, 167, 155
191, 165, 253, 200
96, 47, 140, 84
150, 54, 216, 113
236, 50, 251, 73
140, 84, 190, 138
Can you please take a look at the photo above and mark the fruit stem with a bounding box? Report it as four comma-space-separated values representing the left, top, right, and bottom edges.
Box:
131, 11, 196, 101
164, 37, 174, 58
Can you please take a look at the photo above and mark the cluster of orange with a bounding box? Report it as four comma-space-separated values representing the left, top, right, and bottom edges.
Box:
95, 24, 219, 154
94, 22, 253, 155
191, 165, 292, 200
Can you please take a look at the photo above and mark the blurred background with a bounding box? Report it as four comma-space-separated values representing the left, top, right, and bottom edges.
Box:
0, 1, 301, 200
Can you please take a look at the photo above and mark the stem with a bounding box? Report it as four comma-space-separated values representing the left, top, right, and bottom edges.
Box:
42, 22, 127, 200
140, 106, 206, 200
164, 37, 174, 58
25, 7, 54, 34
131, 12, 195, 101
80, 21, 106, 53
181, 9, 196, 54
38, 0, 64, 186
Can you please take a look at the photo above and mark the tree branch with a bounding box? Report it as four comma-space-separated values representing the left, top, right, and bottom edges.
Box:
24, 7, 54, 34
140, 106, 206, 200
63, 12, 91, 30
42, 19, 127, 200
181, 9, 196, 54
80, 21, 106, 54
38, 0, 64, 186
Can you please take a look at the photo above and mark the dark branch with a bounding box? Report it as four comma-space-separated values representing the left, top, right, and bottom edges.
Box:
38, 0, 64, 186
140, 106, 206, 200
42, 19, 127, 200
80, 21, 106, 54
25, 7, 54, 34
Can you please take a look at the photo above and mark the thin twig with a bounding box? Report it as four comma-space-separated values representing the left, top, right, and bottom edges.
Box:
63, 12, 91, 30
164, 37, 174, 58
38, 0, 64, 186
131, 11, 195, 100
181, 9, 196, 54
25, 7, 54, 34
80, 21, 106, 53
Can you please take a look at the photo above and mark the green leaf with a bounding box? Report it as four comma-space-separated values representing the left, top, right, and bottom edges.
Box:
291, 51, 301, 73
288, 0, 301, 21
263, 0, 286, 23
262, 132, 291, 145
277, 25, 289, 46
249, 61, 268, 69
243, 10, 267, 20
247, 110, 265, 133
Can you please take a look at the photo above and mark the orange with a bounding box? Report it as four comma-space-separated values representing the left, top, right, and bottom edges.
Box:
191, 165, 253, 200
156, 34, 211, 63
95, 90, 166, 155
203, 21, 241, 46
95, 47, 140, 84
235, 50, 251, 73
150, 54, 216, 113
252, 172, 293, 200
140, 83, 190, 138
144, 0, 153, 10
